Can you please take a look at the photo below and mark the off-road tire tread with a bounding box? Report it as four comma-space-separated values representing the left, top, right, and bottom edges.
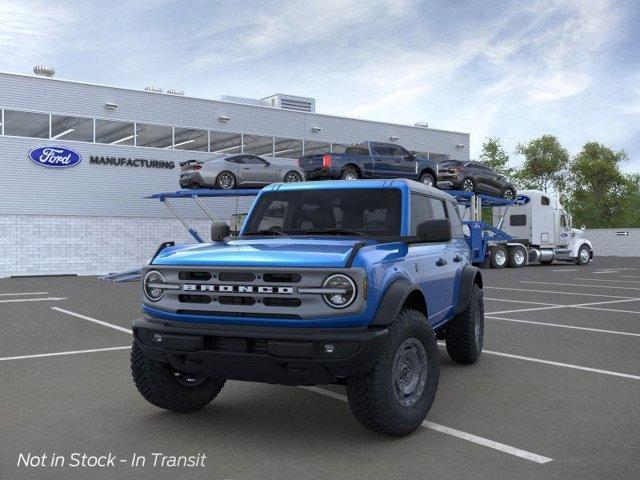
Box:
446, 284, 484, 364
345, 309, 438, 436
131, 342, 225, 413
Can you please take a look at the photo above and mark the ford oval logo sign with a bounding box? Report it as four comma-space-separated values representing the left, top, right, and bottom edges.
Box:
514, 195, 530, 206
28, 146, 82, 168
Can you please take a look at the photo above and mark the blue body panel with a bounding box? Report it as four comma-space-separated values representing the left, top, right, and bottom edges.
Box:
147, 179, 470, 329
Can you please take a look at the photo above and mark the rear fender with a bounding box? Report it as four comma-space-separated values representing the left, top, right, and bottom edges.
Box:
454, 265, 482, 316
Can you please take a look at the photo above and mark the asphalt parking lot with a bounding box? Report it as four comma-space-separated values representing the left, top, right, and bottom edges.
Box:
1, 257, 639, 480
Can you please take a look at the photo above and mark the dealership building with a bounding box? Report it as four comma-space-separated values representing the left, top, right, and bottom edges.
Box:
0, 69, 470, 277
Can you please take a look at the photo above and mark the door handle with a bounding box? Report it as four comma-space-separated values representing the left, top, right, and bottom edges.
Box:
242, 167, 250, 170
436, 258, 447, 267
453, 255, 462, 263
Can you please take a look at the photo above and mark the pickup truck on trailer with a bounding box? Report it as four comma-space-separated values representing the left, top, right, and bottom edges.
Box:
131, 179, 484, 436
298, 141, 439, 187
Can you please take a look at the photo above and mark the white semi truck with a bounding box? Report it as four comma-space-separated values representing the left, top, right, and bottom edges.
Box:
491, 189, 593, 267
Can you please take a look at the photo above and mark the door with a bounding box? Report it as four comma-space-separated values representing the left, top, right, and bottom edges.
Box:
427, 197, 458, 318
558, 211, 571, 246
371, 143, 396, 178
387, 144, 418, 179
239, 155, 274, 185
408, 193, 457, 323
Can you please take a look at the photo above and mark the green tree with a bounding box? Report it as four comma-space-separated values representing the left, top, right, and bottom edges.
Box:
566, 142, 629, 228
622, 174, 640, 227
515, 135, 569, 193
479, 137, 514, 177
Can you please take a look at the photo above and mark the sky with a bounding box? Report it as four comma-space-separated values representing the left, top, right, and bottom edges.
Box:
1, 0, 639, 171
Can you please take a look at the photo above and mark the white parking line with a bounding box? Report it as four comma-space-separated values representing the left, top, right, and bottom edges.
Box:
51, 307, 133, 334
485, 286, 638, 300
485, 298, 559, 307
620, 275, 640, 279
0, 297, 66, 304
487, 316, 640, 338
521, 281, 640, 292
300, 386, 553, 464
572, 278, 640, 284
0, 346, 131, 362
486, 297, 640, 316
0, 292, 49, 296
481, 348, 640, 381
553, 269, 578, 272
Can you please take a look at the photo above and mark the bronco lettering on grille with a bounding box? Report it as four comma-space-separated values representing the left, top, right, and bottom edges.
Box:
182, 284, 294, 295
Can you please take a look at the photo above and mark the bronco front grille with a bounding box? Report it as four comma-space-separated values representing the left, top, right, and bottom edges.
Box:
146, 266, 365, 319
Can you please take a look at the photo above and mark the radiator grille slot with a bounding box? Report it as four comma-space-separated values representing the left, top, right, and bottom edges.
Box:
178, 294, 212, 304
218, 272, 256, 282
179, 271, 212, 281
219, 296, 256, 306
263, 297, 302, 307
263, 273, 301, 283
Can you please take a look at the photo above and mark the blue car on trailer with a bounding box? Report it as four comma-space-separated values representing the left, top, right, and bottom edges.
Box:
130, 179, 485, 436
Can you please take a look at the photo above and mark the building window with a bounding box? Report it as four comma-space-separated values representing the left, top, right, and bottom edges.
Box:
95, 119, 135, 145
51, 114, 93, 142
243, 134, 274, 156
173, 127, 208, 151
273, 137, 303, 158
136, 123, 173, 148
303, 140, 331, 156
210, 131, 242, 154
3, 110, 49, 138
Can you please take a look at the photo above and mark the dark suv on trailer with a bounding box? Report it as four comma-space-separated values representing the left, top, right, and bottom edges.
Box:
438, 160, 516, 199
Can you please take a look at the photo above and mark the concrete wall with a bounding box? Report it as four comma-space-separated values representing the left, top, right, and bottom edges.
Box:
584, 228, 640, 257
0, 214, 212, 277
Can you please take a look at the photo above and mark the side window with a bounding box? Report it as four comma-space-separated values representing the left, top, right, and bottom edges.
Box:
446, 201, 464, 238
429, 198, 447, 220
541, 196, 550, 206
226, 156, 242, 164
387, 145, 408, 158
560, 215, 567, 227
410, 193, 432, 235
510, 215, 527, 226
243, 156, 267, 165
373, 144, 390, 156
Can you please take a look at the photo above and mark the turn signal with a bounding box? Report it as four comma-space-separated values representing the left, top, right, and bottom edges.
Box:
322, 154, 331, 169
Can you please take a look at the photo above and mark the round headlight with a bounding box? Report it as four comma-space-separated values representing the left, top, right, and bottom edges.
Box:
143, 270, 165, 302
322, 274, 356, 309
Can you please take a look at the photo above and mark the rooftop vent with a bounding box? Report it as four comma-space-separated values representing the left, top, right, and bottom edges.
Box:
167, 89, 185, 96
263, 94, 316, 113
33, 65, 55, 77
144, 85, 163, 93
414, 122, 429, 128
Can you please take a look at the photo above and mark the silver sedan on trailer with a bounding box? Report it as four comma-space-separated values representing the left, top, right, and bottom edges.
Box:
179, 154, 305, 189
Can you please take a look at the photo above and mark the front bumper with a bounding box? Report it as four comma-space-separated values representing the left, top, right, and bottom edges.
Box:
133, 316, 388, 385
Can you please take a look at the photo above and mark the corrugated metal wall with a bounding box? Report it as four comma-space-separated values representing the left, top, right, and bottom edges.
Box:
584, 229, 640, 257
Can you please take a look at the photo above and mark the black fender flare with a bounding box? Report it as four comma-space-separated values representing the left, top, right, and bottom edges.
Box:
455, 265, 482, 315
370, 279, 424, 326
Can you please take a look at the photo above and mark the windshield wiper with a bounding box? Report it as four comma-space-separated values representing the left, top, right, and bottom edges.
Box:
303, 228, 367, 236
245, 229, 288, 236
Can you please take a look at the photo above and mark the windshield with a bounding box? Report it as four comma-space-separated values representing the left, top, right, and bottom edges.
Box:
243, 188, 402, 237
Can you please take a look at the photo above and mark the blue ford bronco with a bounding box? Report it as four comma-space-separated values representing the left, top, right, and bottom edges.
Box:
131, 179, 484, 436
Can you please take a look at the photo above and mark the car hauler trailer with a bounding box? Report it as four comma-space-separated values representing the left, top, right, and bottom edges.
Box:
491, 189, 593, 266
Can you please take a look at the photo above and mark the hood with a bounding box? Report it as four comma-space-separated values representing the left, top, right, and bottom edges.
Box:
152, 238, 365, 268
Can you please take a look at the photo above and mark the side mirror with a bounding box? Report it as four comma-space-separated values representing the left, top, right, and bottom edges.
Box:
404, 151, 416, 160
211, 221, 230, 242
417, 219, 452, 242
581, 225, 586, 231
264, 161, 271, 166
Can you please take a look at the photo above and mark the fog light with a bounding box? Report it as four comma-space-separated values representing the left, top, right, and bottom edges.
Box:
152, 333, 163, 343
323, 343, 336, 354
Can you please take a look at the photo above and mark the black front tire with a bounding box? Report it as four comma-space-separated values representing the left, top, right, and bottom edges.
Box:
131, 342, 225, 413
345, 309, 439, 436
419, 172, 435, 187
507, 246, 526, 268
446, 284, 484, 364
576, 245, 591, 265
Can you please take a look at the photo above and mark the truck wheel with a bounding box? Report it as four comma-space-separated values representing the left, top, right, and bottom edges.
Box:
446, 284, 484, 364
576, 245, 591, 265
130, 342, 225, 413
419, 172, 435, 187
462, 178, 475, 192
489, 245, 507, 269
341, 167, 359, 180
345, 308, 439, 436
507, 246, 526, 268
